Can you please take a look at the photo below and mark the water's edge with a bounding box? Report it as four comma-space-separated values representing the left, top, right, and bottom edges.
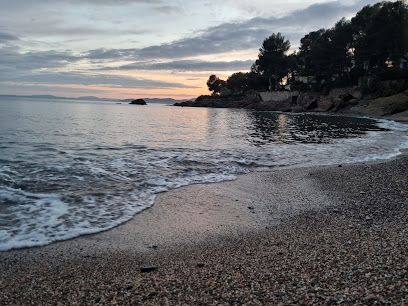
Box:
1, 115, 407, 252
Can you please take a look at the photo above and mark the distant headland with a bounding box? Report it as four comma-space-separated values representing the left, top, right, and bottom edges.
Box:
0, 94, 184, 105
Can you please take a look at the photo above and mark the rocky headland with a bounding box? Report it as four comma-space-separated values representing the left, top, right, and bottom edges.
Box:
175, 79, 408, 122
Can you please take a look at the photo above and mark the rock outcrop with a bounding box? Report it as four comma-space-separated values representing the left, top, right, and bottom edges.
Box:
129, 99, 147, 105
174, 95, 261, 109
174, 82, 408, 120
349, 90, 408, 117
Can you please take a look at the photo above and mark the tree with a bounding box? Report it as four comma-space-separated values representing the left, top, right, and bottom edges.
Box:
298, 19, 353, 85
351, 1, 408, 70
226, 72, 250, 94
330, 18, 353, 75
204, 1, 408, 96
206, 74, 227, 95
252, 33, 291, 90
225, 71, 270, 94
298, 1, 408, 85
246, 71, 270, 91
286, 52, 301, 84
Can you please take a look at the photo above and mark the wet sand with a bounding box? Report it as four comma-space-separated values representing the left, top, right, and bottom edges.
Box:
0, 155, 407, 305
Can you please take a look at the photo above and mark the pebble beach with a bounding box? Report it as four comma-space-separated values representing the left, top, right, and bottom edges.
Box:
0, 154, 407, 305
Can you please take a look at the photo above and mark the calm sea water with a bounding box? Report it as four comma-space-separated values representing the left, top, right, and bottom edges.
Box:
1, 97, 407, 251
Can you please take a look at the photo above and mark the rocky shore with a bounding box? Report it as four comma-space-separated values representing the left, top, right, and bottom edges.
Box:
175, 81, 408, 122
0, 154, 407, 305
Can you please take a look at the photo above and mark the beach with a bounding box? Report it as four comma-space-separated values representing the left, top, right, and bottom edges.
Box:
0, 153, 407, 305
1, 0, 407, 304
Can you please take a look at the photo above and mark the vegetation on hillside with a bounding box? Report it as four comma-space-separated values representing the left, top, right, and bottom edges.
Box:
206, 0, 408, 96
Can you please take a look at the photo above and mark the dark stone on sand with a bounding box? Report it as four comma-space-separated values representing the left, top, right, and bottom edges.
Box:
196, 263, 205, 268
83, 255, 97, 259
140, 265, 157, 273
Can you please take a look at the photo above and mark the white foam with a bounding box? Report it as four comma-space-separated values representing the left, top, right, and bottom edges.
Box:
0, 117, 407, 252
376, 118, 408, 131
0, 188, 68, 251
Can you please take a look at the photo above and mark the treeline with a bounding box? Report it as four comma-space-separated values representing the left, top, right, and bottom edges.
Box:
207, 0, 408, 96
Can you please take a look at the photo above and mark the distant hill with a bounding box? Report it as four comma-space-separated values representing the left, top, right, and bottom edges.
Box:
0, 94, 186, 104
0, 94, 116, 102
145, 98, 184, 104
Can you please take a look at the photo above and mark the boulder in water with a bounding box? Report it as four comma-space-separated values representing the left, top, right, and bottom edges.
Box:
129, 99, 147, 105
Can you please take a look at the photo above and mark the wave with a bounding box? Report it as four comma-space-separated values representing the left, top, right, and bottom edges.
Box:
0, 117, 407, 251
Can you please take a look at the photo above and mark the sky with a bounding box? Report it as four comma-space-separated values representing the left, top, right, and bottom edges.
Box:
0, 0, 381, 99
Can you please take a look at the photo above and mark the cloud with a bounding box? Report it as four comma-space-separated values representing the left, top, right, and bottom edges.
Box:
0, 0, 380, 97
85, 26, 269, 61
0, 31, 19, 42
0, 41, 194, 89
0, 72, 195, 89
85, 0, 377, 61
0, 0, 162, 7
152, 5, 179, 14
66, 0, 162, 4
0, 46, 81, 71
39, 26, 147, 37
110, 59, 254, 71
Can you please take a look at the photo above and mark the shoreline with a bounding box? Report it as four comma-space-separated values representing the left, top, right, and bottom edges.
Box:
174, 86, 408, 123
1, 153, 407, 304
0, 110, 408, 254
174, 102, 408, 123
1, 113, 405, 254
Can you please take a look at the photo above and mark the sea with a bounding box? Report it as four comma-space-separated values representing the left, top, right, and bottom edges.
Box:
1, 96, 407, 251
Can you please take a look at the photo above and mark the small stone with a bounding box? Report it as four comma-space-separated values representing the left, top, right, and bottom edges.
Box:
140, 265, 157, 273
338, 164, 342, 167
247, 206, 254, 210
83, 255, 97, 259
196, 263, 205, 268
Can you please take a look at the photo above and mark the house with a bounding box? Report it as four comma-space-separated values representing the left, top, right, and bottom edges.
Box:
294, 75, 316, 84
399, 55, 408, 69
385, 53, 408, 69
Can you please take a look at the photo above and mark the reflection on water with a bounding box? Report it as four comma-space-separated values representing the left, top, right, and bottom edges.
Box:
244, 111, 385, 146
277, 113, 288, 143
0, 97, 405, 251
0, 98, 386, 154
